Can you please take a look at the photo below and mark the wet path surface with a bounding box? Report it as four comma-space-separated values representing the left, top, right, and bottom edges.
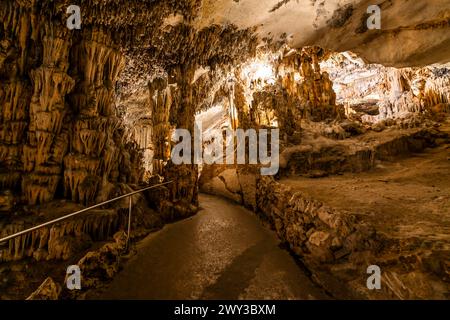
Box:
96, 194, 329, 300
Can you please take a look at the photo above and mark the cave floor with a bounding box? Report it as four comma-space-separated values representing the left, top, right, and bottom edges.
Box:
281, 141, 450, 247
91, 194, 329, 300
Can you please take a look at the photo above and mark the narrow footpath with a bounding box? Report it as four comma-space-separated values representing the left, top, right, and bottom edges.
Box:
95, 194, 329, 300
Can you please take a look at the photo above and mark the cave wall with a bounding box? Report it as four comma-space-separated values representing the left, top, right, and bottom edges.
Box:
0, 2, 144, 210
321, 52, 450, 123
198, 46, 341, 203
1, 0, 259, 211
149, 77, 172, 177
240, 47, 339, 138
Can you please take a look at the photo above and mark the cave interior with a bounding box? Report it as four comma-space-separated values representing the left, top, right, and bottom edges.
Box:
0, 0, 449, 300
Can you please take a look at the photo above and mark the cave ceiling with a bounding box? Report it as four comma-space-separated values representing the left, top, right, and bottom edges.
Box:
36, 0, 450, 72
196, 0, 450, 67
91, 0, 449, 127
56, 0, 449, 107
7, 0, 449, 126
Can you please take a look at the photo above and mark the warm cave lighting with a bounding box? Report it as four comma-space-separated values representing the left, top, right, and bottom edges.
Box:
241, 59, 276, 88
1, 0, 449, 315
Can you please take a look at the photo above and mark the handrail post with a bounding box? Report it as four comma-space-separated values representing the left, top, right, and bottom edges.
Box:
0, 181, 173, 244
126, 195, 132, 251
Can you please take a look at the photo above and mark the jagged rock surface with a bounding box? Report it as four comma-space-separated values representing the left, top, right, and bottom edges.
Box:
0, 0, 258, 271
26, 277, 61, 300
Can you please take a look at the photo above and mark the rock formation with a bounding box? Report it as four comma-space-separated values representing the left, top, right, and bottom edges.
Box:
1, 0, 449, 301
0, 2, 144, 210
320, 52, 450, 123
0, 0, 259, 269
26, 277, 61, 300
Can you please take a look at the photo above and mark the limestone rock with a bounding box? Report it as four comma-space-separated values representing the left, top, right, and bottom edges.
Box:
308, 231, 331, 247
201, 176, 242, 204
0, 208, 119, 262
0, 190, 14, 212
237, 171, 257, 210
77, 231, 127, 289
218, 169, 241, 194
26, 277, 61, 300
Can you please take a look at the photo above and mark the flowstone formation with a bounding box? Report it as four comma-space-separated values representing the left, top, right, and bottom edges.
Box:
197, 46, 450, 299
320, 52, 450, 124
277, 46, 338, 122
0, 2, 147, 269
0, 2, 143, 211
0, 0, 257, 274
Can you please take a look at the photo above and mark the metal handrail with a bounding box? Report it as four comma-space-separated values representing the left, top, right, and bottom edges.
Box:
0, 181, 174, 245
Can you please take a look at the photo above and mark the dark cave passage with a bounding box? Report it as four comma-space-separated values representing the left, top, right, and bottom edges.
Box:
92, 194, 329, 300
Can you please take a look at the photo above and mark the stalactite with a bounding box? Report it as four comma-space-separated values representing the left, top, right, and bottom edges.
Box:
163, 64, 199, 209
0, 0, 258, 269
23, 30, 74, 205
0, 209, 122, 262
64, 28, 142, 205
279, 47, 338, 122
0, 2, 34, 205
149, 77, 172, 176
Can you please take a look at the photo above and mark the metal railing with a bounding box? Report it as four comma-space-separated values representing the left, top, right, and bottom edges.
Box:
0, 181, 174, 247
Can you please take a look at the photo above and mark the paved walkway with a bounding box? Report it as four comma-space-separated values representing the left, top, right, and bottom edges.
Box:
96, 194, 328, 300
